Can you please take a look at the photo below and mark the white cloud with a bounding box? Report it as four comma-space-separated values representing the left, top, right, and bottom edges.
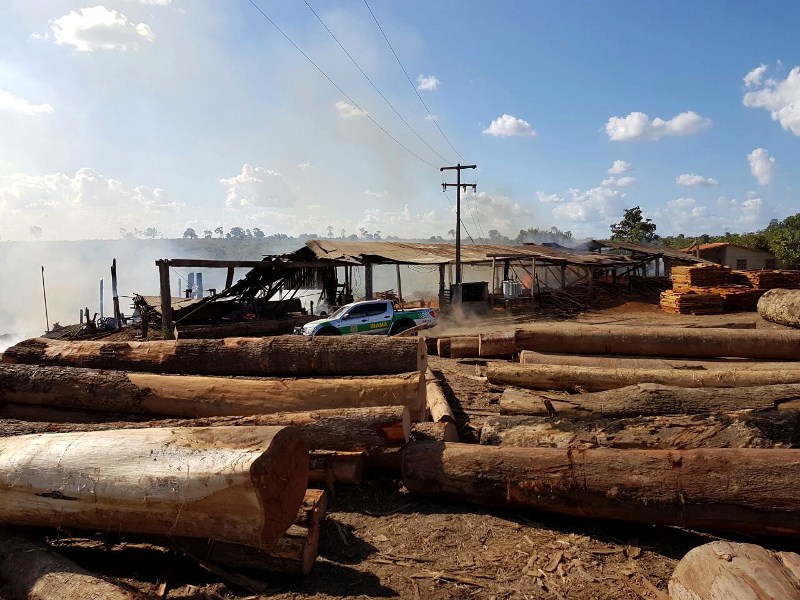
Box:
605, 110, 712, 141
464, 191, 532, 234
0, 90, 54, 116
653, 195, 765, 236
483, 114, 536, 137
220, 164, 293, 208
608, 160, 634, 174
601, 176, 637, 188
136, 0, 172, 5
365, 190, 388, 198
743, 66, 800, 135
676, 173, 719, 186
743, 64, 767, 88
297, 162, 312, 170
48, 6, 155, 52
747, 148, 775, 185
416, 75, 440, 91
335, 101, 366, 119
539, 186, 626, 225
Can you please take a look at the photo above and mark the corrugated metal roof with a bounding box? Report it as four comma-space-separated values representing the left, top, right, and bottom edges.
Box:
591, 240, 706, 263
294, 240, 636, 267
679, 242, 773, 255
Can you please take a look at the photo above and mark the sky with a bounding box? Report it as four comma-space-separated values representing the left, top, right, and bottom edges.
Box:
1, 0, 800, 242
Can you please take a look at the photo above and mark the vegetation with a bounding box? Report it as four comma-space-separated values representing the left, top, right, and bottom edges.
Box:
610, 206, 658, 243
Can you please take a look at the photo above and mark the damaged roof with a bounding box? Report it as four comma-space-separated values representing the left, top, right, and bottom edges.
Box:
589, 240, 707, 263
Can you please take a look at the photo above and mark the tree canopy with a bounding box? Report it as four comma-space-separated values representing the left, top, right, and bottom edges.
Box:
610, 206, 658, 243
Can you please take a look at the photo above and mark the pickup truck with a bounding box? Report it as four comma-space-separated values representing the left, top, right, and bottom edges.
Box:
295, 300, 437, 336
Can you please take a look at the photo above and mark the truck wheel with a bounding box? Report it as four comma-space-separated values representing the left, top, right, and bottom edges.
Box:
390, 322, 414, 336
314, 327, 339, 336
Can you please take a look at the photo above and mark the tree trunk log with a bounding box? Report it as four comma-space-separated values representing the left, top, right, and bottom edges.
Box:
498, 384, 800, 418
478, 331, 517, 357
2, 336, 427, 376
669, 541, 800, 600
0, 426, 308, 547
480, 411, 800, 449
422, 336, 439, 356
514, 324, 800, 359
0, 405, 411, 452
175, 317, 314, 339
426, 369, 455, 423
436, 338, 452, 358
758, 288, 800, 329
0, 364, 425, 420
308, 450, 366, 484
0, 529, 140, 600
519, 350, 800, 371
487, 363, 800, 392
402, 441, 800, 537
449, 337, 480, 359
410, 421, 459, 443
176, 489, 327, 576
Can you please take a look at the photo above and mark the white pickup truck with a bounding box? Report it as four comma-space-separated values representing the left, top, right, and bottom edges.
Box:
295, 300, 437, 336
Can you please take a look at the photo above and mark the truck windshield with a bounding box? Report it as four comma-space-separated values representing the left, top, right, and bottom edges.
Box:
328, 305, 351, 319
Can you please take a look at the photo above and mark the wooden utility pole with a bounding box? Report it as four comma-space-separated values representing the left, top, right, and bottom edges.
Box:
441, 164, 476, 303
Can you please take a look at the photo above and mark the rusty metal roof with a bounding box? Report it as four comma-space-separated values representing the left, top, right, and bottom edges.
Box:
290, 240, 636, 267
590, 240, 706, 263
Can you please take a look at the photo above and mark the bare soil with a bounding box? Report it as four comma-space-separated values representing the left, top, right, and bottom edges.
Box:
3, 291, 795, 599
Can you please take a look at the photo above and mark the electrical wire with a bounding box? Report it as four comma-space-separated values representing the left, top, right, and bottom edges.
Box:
363, 0, 466, 163
304, 0, 451, 166
246, 0, 438, 169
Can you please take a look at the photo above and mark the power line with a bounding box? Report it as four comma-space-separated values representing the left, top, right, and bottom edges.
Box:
363, 0, 466, 163
246, 0, 438, 169
303, 0, 451, 166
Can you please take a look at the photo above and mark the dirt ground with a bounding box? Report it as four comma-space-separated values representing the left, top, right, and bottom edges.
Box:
3, 288, 795, 599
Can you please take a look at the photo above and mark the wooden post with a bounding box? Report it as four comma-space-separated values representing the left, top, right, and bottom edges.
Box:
531, 258, 536, 297
503, 260, 510, 282
111, 258, 122, 326
395, 264, 403, 303
438, 264, 445, 307
491, 257, 496, 308
364, 263, 373, 300
664, 257, 672, 277
156, 259, 173, 336
655, 256, 661, 277
225, 267, 235, 289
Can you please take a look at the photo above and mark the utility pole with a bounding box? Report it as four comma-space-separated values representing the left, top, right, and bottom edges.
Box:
441, 164, 477, 303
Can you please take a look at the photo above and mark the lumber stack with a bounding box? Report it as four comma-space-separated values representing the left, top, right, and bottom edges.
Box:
734, 269, 800, 289
659, 289, 723, 314
701, 285, 766, 311
671, 264, 731, 291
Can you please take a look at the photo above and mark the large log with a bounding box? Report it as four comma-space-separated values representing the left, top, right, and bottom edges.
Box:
308, 450, 366, 485
402, 442, 800, 537
0, 364, 425, 420
0, 426, 308, 547
175, 317, 314, 339
426, 369, 455, 423
449, 337, 480, 359
2, 335, 427, 376
0, 405, 411, 452
669, 541, 800, 600
478, 331, 516, 357
519, 350, 800, 371
487, 363, 800, 392
514, 324, 800, 359
498, 384, 800, 418
0, 529, 139, 600
480, 412, 800, 449
758, 288, 800, 329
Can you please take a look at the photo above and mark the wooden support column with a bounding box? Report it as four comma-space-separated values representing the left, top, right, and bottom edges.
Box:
438, 264, 446, 307
364, 263, 373, 300
225, 267, 235, 289
503, 260, 510, 282
531, 258, 536, 297
655, 257, 660, 277
111, 258, 122, 326
491, 258, 496, 307
664, 258, 672, 277
560, 264, 566, 289
395, 264, 403, 303
157, 259, 173, 335
587, 266, 593, 295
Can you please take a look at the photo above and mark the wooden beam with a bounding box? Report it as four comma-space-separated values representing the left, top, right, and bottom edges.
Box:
364, 263, 373, 300
157, 259, 172, 335
162, 259, 349, 269
225, 267, 235, 288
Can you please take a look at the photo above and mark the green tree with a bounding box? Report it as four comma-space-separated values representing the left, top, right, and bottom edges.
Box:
610, 206, 658, 243
183, 227, 198, 239
765, 213, 800, 267
252, 227, 265, 239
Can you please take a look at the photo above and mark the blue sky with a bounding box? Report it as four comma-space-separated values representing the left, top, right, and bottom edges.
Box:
1, 0, 799, 241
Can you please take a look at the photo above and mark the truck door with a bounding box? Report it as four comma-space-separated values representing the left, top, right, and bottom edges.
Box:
359, 301, 392, 334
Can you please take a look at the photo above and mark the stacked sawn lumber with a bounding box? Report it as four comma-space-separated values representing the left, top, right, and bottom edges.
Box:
659, 289, 723, 314
0, 334, 435, 593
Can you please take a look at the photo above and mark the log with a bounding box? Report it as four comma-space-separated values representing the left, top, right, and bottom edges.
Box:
309, 450, 366, 485
176, 489, 327, 576
422, 336, 439, 356
514, 324, 800, 359
478, 331, 516, 357
0, 405, 411, 452
758, 288, 800, 329
436, 338, 452, 358
0, 426, 308, 547
449, 337, 480, 359
498, 384, 800, 418
0, 364, 426, 420
479, 412, 800, 449
669, 541, 800, 600
402, 442, 800, 537
518, 350, 800, 371
410, 421, 460, 443
426, 369, 455, 423
487, 363, 800, 392
2, 336, 427, 376
0, 529, 139, 600
175, 317, 314, 339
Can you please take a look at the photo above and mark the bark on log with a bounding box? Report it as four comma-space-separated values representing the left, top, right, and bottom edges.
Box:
478, 331, 517, 357
2, 336, 427, 376
758, 288, 800, 329
402, 442, 800, 537
436, 338, 452, 358
426, 369, 455, 423
176, 489, 327, 576
449, 337, 480, 359
0, 364, 425, 420
410, 421, 460, 443
175, 317, 314, 339
308, 450, 366, 485
498, 384, 800, 418
514, 324, 800, 359
0, 529, 140, 600
669, 541, 800, 600
0, 426, 308, 547
0, 405, 411, 452
487, 363, 800, 392
422, 336, 439, 356
519, 350, 800, 371
479, 411, 800, 449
